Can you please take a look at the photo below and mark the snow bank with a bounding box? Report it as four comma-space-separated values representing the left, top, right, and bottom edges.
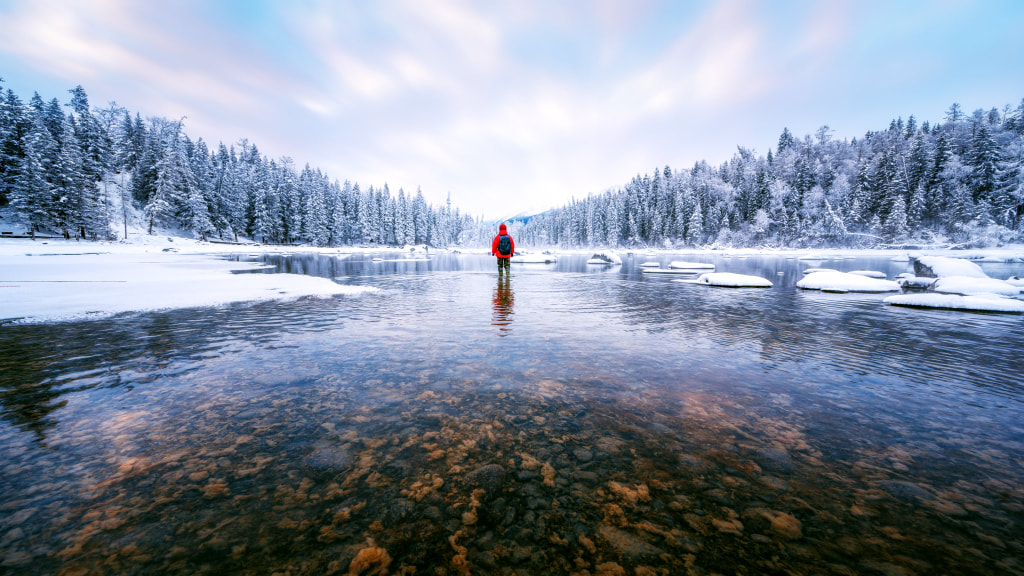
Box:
696, 272, 773, 288
587, 250, 622, 265
669, 261, 714, 269
884, 293, 1024, 313
796, 271, 900, 293
1007, 276, 1024, 287
639, 261, 661, 267
914, 256, 987, 278
0, 249, 375, 324
802, 267, 838, 274
931, 276, 1022, 297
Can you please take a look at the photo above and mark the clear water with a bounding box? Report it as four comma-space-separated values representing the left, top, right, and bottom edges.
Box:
2, 252, 1023, 575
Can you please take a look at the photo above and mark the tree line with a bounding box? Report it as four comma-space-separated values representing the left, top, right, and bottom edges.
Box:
0, 81, 476, 246
513, 101, 1024, 249
2, 79, 1022, 250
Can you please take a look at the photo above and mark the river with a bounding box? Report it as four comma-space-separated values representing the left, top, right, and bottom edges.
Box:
2, 251, 1023, 575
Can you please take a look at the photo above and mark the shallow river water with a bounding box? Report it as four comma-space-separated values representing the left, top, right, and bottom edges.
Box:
2, 252, 1024, 576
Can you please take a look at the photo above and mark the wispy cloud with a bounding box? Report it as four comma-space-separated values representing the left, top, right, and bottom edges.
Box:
1, 0, 1021, 218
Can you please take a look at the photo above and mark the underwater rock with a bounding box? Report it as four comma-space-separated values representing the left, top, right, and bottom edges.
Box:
573, 448, 594, 463
382, 498, 414, 526
347, 541, 391, 575
465, 464, 506, 495
879, 480, 934, 503
598, 525, 664, 558
302, 444, 352, 478
755, 447, 794, 474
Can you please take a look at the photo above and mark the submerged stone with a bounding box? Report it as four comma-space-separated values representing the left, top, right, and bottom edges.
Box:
598, 525, 664, 558
465, 464, 506, 495
301, 445, 352, 477
755, 447, 794, 474
879, 480, 933, 502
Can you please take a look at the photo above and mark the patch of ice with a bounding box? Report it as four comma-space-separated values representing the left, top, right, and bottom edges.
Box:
1006, 276, 1024, 287
849, 270, 887, 279
669, 261, 714, 269
884, 293, 1024, 313
796, 271, 900, 293
797, 253, 827, 260
639, 262, 661, 268
931, 276, 1021, 297
802, 267, 838, 275
695, 272, 773, 288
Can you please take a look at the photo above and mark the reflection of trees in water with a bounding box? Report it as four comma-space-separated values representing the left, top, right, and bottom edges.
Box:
0, 300, 338, 446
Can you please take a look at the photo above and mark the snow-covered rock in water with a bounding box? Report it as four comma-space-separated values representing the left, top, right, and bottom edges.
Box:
849, 270, 887, 279
802, 267, 838, 275
513, 253, 557, 264
587, 250, 622, 265
1007, 275, 1024, 287
696, 272, 773, 288
796, 271, 900, 293
884, 293, 1024, 313
669, 261, 714, 270
897, 276, 936, 291
642, 268, 699, 275
930, 276, 1021, 297
913, 256, 987, 278
639, 261, 661, 268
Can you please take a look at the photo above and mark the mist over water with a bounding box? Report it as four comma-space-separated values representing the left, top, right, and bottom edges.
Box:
2, 252, 1023, 575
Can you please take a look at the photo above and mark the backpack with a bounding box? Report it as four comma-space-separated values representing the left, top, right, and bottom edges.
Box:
497, 234, 512, 256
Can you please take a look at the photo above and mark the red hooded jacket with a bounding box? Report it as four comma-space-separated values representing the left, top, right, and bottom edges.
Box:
491, 224, 515, 258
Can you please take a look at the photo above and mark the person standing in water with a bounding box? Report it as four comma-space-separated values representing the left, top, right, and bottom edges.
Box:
491, 223, 515, 274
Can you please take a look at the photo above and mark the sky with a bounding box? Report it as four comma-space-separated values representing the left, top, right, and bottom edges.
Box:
1, 0, 1022, 220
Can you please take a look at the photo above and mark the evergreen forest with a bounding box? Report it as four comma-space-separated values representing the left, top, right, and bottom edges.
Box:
1, 79, 1022, 250
515, 102, 1024, 249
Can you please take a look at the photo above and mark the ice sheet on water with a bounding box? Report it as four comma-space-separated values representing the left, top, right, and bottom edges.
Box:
849, 270, 887, 279
696, 272, 773, 288
884, 293, 1024, 313
931, 276, 1022, 297
669, 261, 715, 269
796, 271, 900, 293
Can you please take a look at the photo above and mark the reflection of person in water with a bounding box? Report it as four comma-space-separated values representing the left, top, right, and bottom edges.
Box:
491, 273, 515, 336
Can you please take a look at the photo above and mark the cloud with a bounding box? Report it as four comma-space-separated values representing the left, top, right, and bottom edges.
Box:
3, 0, 1020, 220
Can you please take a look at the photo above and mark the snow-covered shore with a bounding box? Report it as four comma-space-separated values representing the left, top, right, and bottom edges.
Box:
0, 236, 381, 324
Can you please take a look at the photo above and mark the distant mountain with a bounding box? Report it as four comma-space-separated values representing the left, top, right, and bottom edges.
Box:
493, 207, 552, 225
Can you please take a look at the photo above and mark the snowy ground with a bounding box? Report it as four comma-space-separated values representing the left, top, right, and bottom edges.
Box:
0, 235, 386, 324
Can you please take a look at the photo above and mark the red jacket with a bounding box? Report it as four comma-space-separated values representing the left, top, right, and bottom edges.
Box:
491, 224, 515, 258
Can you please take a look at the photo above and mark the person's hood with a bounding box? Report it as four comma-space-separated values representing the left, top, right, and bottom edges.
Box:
499, 224, 507, 233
